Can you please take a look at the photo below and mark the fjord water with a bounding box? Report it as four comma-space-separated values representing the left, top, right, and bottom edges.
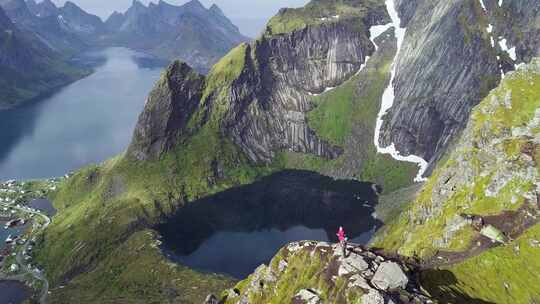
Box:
158, 170, 381, 279
0, 47, 165, 181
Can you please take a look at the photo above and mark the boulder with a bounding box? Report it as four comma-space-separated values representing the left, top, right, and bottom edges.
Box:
348, 274, 371, 289
338, 253, 369, 276
293, 289, 322, 304
371, 262, 409, 291
360, 288, 385, 304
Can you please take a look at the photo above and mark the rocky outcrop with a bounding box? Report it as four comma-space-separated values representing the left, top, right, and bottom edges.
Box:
217, 241, 432, 304
128, 61, 205, 160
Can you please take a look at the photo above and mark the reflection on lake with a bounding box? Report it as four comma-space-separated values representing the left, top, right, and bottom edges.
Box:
158, 170, 381, 278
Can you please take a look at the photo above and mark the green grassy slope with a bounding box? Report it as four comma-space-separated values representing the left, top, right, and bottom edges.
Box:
266, 0, 386, 36
374, 59, 540, 302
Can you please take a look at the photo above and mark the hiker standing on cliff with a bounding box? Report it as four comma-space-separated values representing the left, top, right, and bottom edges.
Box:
337, 226, 348, 257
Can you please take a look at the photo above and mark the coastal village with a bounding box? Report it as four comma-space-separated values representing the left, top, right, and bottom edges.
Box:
0, 176, 67, 302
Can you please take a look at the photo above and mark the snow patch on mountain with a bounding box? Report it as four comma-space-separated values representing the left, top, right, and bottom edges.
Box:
372, 0, 429, 183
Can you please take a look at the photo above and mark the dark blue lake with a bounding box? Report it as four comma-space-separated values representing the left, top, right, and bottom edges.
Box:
158, 170, 381, 279
0, 47, 165, 181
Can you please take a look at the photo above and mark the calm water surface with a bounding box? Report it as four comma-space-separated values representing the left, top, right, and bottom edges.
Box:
158, 170, 381, 278
28, 199, 57, 217
0, 281, 31, 304
0, 47, 165, 181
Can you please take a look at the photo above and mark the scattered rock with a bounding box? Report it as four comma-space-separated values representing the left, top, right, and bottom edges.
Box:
360, 288, 385, 304
480, 225, 506, 244
204, 294, 219, 304
288, 242, 307, 252
371, 262, 409, 291
348, 274, 372, 289
293, 289, 322, 304
278, 260, 288, 272
530, 239, 540, 248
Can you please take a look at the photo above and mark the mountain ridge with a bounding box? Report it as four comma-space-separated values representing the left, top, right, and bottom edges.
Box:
0, 4, 89, 109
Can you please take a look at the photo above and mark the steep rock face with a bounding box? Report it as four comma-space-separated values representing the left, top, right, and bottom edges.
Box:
103, 11, 124, 32
128, 61, 205, 161
227, 22, 378, 163
378, 0, 540, 170
379, 0, 502, 166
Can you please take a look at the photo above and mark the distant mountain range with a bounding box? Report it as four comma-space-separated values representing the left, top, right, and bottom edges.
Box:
0, 4, 88, 109
103, 0, 249, 72
0, 0, 248, 109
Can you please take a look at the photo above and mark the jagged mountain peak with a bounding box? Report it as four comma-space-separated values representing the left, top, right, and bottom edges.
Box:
106, 0, 247, 72
130, 0, 146, 10
62, 1, 82, 10
183, 0, 205, 10
128, 59, 205, 161
209, 3, 224, 16
26, 0, 58, 17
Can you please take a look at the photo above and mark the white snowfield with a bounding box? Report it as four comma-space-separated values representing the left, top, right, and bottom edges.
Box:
372, 0, 429, 183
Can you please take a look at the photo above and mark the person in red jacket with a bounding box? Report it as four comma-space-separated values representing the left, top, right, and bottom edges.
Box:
337, 226, 348, 257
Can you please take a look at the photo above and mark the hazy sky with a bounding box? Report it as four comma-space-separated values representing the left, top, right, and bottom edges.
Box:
52, 0, 310, 37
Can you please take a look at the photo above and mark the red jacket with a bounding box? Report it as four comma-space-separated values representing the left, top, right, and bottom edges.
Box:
337, 227, 346, 242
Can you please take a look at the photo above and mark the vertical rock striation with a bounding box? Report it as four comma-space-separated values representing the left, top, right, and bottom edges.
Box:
379, 0, 540, 169
227, 22, 378, 163
128, 61, 205, 160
